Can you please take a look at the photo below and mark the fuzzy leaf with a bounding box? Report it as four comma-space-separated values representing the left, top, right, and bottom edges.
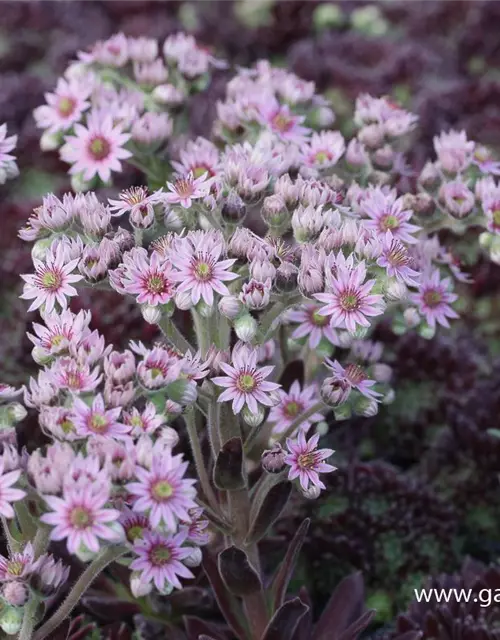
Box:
246, 480, 292, 544
337, 609, 375, 640
312, 572, 365, 640
270, 518, 310, 609
292, 588, 313, 640
202, 550, 247, 640
392, 633, 422, 640
261, 598, 309, 640
184, 616, 228, 640
213, 437, 246, 491
218, 546, 262, 596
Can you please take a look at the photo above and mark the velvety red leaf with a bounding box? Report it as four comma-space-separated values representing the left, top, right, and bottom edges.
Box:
218, 546, 262, 596
337, 609, 375, 640
312, 572, 365, 640
261, 597, 309, 640
270, 518, 310, 610
202, 550, 247, 640
184, 615, 228, 640
246, 480, 292, 545
213, 437, 246, 491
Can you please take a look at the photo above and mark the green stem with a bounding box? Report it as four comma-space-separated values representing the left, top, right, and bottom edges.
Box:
33, 545, 128, 640
184, 410, 220, 514
158, 316, 194, 354
18, 596, 40, 640
259, 301, 287, 341
192, 310, 212, 356
15, 499, 37, 539
33, 524, 51, 559
275, 401, 327, 446
134, 228, 143, 247
1, 516, 19, 554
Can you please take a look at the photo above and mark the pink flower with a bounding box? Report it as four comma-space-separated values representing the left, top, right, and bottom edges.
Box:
123, 403, 165, 437
182, 507, 210, 546
123, 250, 176, 306
0, 385, 22, 400
21, 246, 82, 313
49, 357, 102, 393
410, 269, 459, 329
314, 259, 384, 333
439, 181, 475, 219
301, 131, 345, 170
212, 346, 280, 415
288, 303, 340, 349
34, 78, 91, 134
164, 172, 213, 208
433, 129, 474, 174
257, 98, 309, 143
28, 309, 91, 358
268, 381, 324, 435
130, 529, 193, 591
0, 461, 26, 519
127, 449, 197, 530
171, 137, 220, 179
108, 186, 163, 218
0, 543, 35, 581
360, 188, 420, 244
171, 238, 238, 306
324, 359, 381, 401
72, 394, 130, 440
41, 485, 122, 554
136, 346, 182, 390
284, 431, 335, 491
60, 110, 131, 182
376, 231, 420, 287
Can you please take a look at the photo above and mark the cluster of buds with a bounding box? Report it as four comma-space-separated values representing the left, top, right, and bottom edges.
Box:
0, 124, 19, 184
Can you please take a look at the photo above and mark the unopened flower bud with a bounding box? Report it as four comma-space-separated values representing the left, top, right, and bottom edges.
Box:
386, 281, 408, 301
479, 231, 493, 250
321, 376, 351, 406
301, 484, 322, 500
373, 145, 394, 168
242, 405, 265, 428
6, 403, 27, 424
158, 426, 179, 448
275, 262, 299, 293
75, 544, 99, 563
234, 314, 258, 342
141, 304, 162, 325
372, 363, 392, 383
239, 279, 271, 310
403, 307, 421, 328
419, 161, 440, 187
130, 573, 153, 598
184, 546, 203, 568
166, 379, 198, 406
2, 582, 28, 607
346, 139, 368, 167
218, 295, 242, 319
356, 397, 379, 417
413, 193, 435, 216
262, 194, 288, 228
358, 124, 385, 149
261, 442, 286, 474
158, 581, 175, 596
250, 258, 276, 283
31, 238, 53, 262
40, 130, 62, 151
175, 290, 194, 310
0, 606, 23, 635
221, 192, 247, 223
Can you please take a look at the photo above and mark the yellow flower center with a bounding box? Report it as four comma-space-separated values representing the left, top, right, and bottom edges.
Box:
89, 414, 108, 433
237, 373, 256, 393
70, 507, 92, 529
89, 136, 111, 161
423, 290, 442, 308
152, 480, 173, 501
58, 96, 76, 117
150, 545, 171, 566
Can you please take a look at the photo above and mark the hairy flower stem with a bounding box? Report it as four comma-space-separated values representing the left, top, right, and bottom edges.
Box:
218, 405, 268, 638
192, 310, 211, 357
33, 545, 128, 640
15, 499, 37, 540
134, 228, 143, 247
19, 596, 40, 640
157, 316, 194, 354
33, 523, 51, 558
184, 409, 220, 515
1, 516, 19, 554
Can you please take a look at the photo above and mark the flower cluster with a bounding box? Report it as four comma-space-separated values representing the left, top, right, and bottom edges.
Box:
4, 30, 500, 639
33, 32, 223, 189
